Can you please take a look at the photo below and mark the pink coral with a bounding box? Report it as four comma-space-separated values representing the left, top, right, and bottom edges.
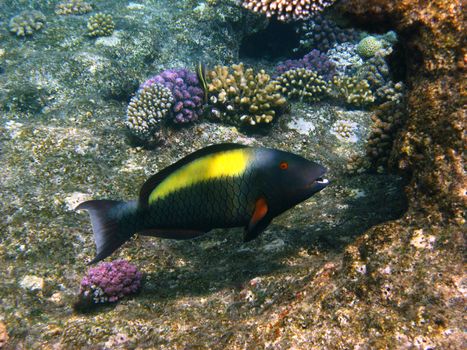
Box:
75, 260, 142, 310
242, 0, 337, 21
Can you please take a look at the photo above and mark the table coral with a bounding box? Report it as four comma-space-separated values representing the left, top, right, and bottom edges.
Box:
9, 10, 45, 37
55, 0, 92, 15
206, 63, 287, 127
142, 68, 204, 124
125, 83, 174, 144
276, 68, 331, 102
241, 0, 337, 21
87, 13, 115, 37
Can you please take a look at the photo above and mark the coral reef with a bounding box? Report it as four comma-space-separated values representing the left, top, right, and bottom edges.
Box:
74, 260, 142, 311
87, 13, 115, 37
327, 42, 364, 76
275, 49, 336, 81
331, 75, 375, 107
142, 69, 204, 124
55, 0, 92, 15
8, 10, 46, 37
294, 14, 361, 53
276, 68, 331, 102
125, 83, 174, 144
366, 100, 406, 172
0, 0, 464, 348
241, 0, 337, 21
206, 63, 287, 127
357, 52, 404, 104
356, 35, 383, 59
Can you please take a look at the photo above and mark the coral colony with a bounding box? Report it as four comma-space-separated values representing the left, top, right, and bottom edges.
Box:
142, 69, 205, 124
241, 0, 337, 21
74, 260, 142, 311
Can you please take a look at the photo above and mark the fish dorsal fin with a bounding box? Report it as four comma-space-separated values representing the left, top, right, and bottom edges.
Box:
139, 143, 249, 207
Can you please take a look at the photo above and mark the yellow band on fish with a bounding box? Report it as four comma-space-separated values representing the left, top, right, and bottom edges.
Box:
149, 149, 251, 203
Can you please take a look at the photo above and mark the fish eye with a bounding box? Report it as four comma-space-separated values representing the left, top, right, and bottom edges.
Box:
279, 161, 288, 170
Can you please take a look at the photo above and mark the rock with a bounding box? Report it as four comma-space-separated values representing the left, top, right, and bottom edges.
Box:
0, 322, 8, 348
261, 239, 285, 253
20, 275, 44, 291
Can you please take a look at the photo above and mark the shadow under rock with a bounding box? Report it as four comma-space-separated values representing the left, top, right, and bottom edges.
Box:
139, 173, 408, 300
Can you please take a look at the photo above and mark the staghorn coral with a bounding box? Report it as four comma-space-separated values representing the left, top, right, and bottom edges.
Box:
125, 83, 174, 144
331, 75, 375, 107
206, 63, 287, 127
276, 68, 331, 102
142, 69, 204, 124
294, 14, 361, 53
241, 0, 337, 22
9, 10, 46, 37
275, 49, 336, 81
87, 13, 115, 37
74, 260, 142, 311
356, 35, 384, 59
55, 0, 92, 15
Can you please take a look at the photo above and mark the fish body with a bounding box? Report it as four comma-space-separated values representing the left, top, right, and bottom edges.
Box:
77, 143, 329, 263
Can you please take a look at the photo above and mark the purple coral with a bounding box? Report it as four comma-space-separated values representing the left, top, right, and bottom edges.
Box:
276, 49, 336, 81
75, 260, 142, 310
142, 68, 204, 124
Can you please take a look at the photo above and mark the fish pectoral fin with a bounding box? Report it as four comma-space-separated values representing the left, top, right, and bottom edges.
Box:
244, 196, 271, 242
139, 228, 208, 240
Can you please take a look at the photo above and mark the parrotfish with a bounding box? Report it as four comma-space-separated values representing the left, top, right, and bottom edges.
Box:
77, 143, 329, 263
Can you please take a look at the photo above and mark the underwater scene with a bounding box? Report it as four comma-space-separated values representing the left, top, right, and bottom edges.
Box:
0, 0, 464, 349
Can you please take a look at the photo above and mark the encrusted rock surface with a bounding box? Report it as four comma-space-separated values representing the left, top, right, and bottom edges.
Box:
0, 0, 464, 348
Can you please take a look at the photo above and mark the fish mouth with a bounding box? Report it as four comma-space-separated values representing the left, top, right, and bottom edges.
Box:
307, 174, 329, 193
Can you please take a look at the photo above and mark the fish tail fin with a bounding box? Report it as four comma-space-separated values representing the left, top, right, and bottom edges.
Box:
76, 200, 136, 264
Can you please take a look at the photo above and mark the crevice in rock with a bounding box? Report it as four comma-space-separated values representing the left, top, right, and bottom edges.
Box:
239, 19, 300, 60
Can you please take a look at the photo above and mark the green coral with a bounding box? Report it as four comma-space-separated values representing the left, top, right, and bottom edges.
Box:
55, 0, 92, 15
332, 76, 375, 107
125, 83, 174, 144
9, 10, 46, 37
87, 13, 115, 37
275, 68, 331, 103
357, 36, 383, 59
206, 63, 287, 127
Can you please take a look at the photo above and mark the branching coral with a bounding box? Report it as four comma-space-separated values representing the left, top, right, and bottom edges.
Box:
206, 63, 287, 127
142, 69, 204, 124
275, 49, 336, 81
55, 0, 92, 15
356, 52, 404, 104
74, 260, 142, 311
331, 75, 375, 107
9, 11, 46, 37
276, 68, 331, 102
87, 13, 115, 37
294, 14, 360, 53
241, 0, 337, 21
125, 83, 174, 143
366, 100, 407, 172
